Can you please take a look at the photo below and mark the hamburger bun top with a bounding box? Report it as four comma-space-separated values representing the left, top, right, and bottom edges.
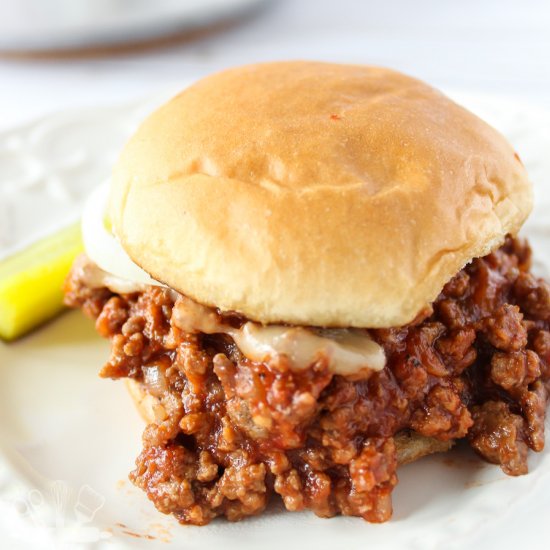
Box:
109, 61, 532, 328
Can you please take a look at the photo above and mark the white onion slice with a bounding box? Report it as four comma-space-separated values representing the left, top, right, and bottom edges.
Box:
81, 182, 163, 287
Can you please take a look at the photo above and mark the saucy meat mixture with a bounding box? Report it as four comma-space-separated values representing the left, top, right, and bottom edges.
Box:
65, 236, 550, 525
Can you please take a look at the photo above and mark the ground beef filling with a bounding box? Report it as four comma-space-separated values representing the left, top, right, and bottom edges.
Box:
64, 236, 550, 525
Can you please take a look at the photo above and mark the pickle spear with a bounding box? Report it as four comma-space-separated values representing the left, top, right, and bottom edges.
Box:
0, 223, 82, 341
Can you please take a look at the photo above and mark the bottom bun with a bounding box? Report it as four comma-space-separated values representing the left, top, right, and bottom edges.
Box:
393, 430, 453, 465
125, 379, 453, 466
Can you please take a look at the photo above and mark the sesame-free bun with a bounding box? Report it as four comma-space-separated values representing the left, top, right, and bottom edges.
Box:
109, 61, 532, 328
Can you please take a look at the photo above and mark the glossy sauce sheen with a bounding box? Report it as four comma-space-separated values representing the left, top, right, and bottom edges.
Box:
63, 237, 550, 525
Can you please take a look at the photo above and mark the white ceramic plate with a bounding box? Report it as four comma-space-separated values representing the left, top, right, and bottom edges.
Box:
1, 92, 550, 550
0, 0, 270, 52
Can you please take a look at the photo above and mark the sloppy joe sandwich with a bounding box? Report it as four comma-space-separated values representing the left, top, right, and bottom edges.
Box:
64, 61, 550, 525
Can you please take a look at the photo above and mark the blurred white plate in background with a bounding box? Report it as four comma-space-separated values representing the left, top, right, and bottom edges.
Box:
0, 0, 270, 52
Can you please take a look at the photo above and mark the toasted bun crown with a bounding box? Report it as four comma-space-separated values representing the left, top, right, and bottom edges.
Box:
110, 61, 532, 327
